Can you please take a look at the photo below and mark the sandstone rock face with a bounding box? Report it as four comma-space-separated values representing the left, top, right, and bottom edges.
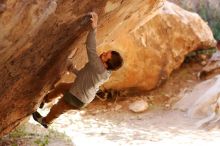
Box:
0, 0, 109, 137
170, 0, 220, 40
95, 0, 216, 91
0, 0, 216, 136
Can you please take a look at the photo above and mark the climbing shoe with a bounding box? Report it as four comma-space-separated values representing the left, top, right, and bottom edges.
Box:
32, 112, 48, 128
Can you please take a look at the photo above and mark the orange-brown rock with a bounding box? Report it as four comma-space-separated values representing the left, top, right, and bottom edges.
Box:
0, 0, 216, 137
96, 0, 216, 91
0, 0, 109, 137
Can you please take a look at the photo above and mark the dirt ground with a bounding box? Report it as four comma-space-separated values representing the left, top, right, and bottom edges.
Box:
33, 62, 220, 146
2, 62, 220, 146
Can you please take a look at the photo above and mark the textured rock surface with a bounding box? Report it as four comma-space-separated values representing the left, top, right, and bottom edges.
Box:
170, 0, 220, 40
173, 75, 220, 128
0, 0, 216, 136
94, 0, 216, 91
0, 0, 109, 137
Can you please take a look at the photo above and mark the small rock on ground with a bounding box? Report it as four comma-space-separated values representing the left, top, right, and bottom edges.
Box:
129, 100, 148, 113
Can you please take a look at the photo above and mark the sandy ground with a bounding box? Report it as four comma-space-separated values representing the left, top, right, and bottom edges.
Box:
27, 63, 220, 146
29, 99, 220, 146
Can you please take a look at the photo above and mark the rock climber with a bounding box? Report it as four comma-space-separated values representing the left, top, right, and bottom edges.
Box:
32, 12, 123, 128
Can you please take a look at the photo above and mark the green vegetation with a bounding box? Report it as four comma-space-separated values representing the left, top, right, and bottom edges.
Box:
211, 21, 220, 40
34, 135, 49, 146
0, 124, 72, 146
197, 0, 220, 40
8, 125, 27, 139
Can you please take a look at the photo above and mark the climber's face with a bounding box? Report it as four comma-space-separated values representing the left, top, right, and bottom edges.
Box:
100, 51, 112, 68
100, 51, 112, 62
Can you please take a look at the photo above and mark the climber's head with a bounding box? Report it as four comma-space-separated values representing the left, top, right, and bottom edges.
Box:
100, 50, 123, 71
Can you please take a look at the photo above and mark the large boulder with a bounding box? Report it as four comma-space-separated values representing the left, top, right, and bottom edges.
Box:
0, 0, 109, 137
95, 0, 216, 91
